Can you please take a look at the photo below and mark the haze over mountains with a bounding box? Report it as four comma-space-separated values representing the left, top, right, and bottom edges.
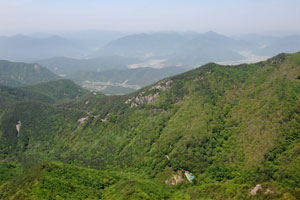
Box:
1, 30, 299, 94
1, 0, 300, 198
0, 30, 126, 62
2, 31, 300, 63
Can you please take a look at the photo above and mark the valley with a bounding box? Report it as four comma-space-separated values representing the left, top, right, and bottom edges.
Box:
1, 0, 299, 199
0, 53, 299, 199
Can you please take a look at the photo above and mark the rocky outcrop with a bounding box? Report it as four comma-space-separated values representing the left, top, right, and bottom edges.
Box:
165, 155, 170, 161
16, 121, 21, 136
77, 117, 88, 126
164, 168, 195, 186
131, 93, 160, 107
150, 80, 172, 91
125, 79, 173, 107
250, 184, 262, 195
165, 170, 184, 186
249, 184, 274, 196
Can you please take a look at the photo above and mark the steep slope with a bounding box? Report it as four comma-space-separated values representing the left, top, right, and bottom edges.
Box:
56, 53, 300, 187
0, 53, 299, 199
0, 79, 88, 111
0, 80, 88, 170
60, 30, 126, 49
24, 79, 89, 102
0, 60, 59, 86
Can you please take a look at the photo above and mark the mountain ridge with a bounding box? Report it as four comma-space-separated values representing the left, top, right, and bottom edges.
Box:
0, 52, 299, 199
0, 60, 59, 86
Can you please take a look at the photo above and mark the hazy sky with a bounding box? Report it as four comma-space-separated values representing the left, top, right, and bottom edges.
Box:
1, 0, 300, 35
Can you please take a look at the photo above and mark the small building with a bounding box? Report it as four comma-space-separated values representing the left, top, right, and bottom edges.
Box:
185, 171, 194, 182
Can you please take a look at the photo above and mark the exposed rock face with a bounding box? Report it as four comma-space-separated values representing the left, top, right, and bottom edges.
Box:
250, 184, 262, 195
16, 121, 21, 136
126, 92, 160, 107
165, 155, 170, 161
163, 168, 195, 186
165, 171, 184, 186
150, 80, 172, 91
77, 117, 88, 126
125, 79, 173, 107
270, 55, 284, 65
130, 93, 160, 107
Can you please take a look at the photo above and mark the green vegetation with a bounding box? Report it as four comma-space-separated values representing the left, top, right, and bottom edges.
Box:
0, 60, 59, 86
0, 79, 88, 114
25, 79, 89, 103
0, 53, 299, 199
0, 161, 171, 200
68, 67, 187, 94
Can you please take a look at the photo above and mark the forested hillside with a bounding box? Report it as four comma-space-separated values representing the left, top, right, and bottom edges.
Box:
0, 60, 59, 86
0, 53, 299, 199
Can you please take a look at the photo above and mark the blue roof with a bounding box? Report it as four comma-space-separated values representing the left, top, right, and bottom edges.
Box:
187, 173, 194, 180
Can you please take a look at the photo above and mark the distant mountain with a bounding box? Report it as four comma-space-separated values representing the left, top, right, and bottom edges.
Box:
60, 30, 127, 49
98, 32, 194, 58
37, 56, 142, 75
165, 31, 250, 66
0, 31, 129, 61
0, 60, 59, 86
97, 31, 300, 67
235, 34, 300, 56
98, 31, 250, 66
257, 35, 300, 56
0, 35, 87, 61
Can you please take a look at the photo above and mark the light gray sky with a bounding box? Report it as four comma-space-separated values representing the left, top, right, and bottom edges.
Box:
0, 0, 299, 35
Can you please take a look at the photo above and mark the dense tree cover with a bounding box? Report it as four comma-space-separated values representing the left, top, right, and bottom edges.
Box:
0, 79, 88, 112
24, 79, 89, 103
0, 60, 59, 86
0, 53, 299, 199
0, 161, 172, 200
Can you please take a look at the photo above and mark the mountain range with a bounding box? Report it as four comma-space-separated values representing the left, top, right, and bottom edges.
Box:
0, 30, 126, 62
0, 52, 299, 199
1, 31, 300, 95
33, 31, 300, 95
1, 31, 300, 65
97, 31, 248, 66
